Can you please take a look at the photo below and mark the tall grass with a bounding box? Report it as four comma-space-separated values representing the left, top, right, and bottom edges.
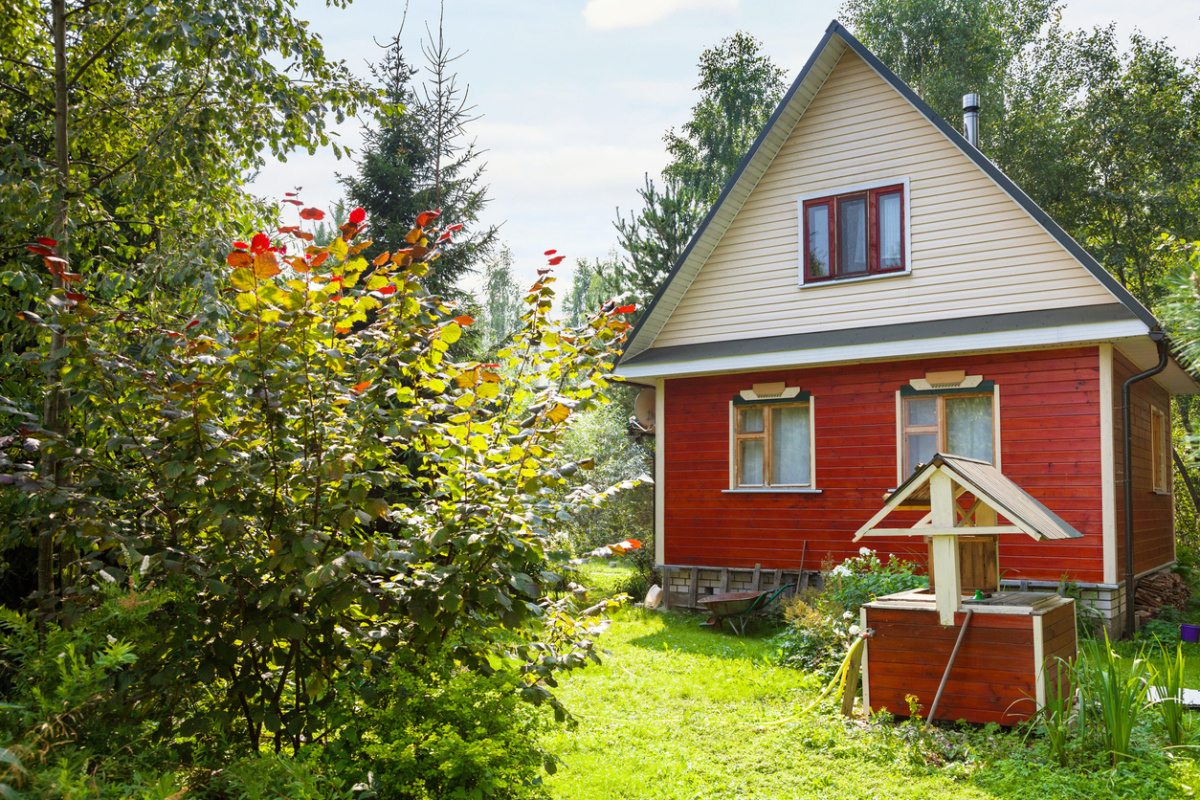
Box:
1151, 641, 1188, 748
1077, 633, 1151, 765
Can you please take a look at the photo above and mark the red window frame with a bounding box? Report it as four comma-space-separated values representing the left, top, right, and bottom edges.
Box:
803, 184, 906, 283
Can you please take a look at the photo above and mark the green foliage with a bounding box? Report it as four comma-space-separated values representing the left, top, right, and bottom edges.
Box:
191, 754, 350, 800
1150, 641, 1189, 748
662, 31, 787, 207
341, 18, 495, 297
823, 548, 928, 617
331, 664, 551, 800
771, 593, 853, 677
558, 392, 653, 571
1075, 633, 1151, 765
612, 174, 704, 311
0, 207, 640, 754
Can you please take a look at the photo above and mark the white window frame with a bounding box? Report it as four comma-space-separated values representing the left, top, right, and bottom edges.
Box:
725, 392, 819, 494
797, 176, 912, 288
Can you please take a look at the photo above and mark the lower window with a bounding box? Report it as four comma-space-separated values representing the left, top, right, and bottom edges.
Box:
1151, 405, 1169, 492
734, 402, 812, 487
902, 393, 994, 476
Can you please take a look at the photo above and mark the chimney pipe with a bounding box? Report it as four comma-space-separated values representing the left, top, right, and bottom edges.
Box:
962, 93, 980, 148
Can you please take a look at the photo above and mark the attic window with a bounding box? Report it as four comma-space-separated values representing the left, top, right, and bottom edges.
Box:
798, 180, 908, 284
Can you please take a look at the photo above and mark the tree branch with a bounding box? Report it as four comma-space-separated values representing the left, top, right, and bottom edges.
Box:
67, 19, 133, 91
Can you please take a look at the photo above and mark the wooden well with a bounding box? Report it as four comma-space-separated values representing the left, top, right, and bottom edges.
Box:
853, 453, 1081, 725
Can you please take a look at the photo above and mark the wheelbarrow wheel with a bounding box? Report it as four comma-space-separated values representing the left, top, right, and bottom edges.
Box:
699, 615, 722, 630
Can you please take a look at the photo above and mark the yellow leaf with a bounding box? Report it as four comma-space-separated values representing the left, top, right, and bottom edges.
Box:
455, 368, 478, 388
478, 382, 500, 400
440, 321, 462, 344
231, 268, 256, 291
546, 403, 570, 424
330, 237, 349, 262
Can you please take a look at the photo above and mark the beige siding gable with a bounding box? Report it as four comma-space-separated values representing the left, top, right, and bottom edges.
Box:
652, 49, 1117, 350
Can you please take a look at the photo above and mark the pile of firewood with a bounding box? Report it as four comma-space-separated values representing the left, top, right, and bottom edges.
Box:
1134, 572, 1191, 616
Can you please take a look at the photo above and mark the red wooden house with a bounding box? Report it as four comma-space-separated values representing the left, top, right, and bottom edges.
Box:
615, 21, 1198, 636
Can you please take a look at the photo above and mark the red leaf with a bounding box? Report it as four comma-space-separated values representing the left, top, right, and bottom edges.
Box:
446, 223, 464, 232
377, 285, 397, 295
437, 232, 452, 242
227, 251, 254, 269
165, 331, 182, 339
351, 380, 371, 394
415, 209, 440, 227
547, 256, 565, 266
544, 249, 557, 256
233, 241, 249, 250
537, 269, 551, 276
310, 252, 330, 268
65, 292, 86, 302
285, 191, 300, 197
282, 199, 303, 206
36, 237, 57, 247
61, 272, 82, 283
26, 245, 53, 256
349, 207, 366, 225
299, 207, 325, 221
453, 315, 475, 326
372, 251, 391, 266
483, 363, 500, 368
615, 304, 636, 314
250, 233, 271, 253
185, 319, 200, 330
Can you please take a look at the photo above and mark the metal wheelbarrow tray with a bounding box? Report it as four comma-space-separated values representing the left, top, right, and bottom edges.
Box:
697, 583, 794, 635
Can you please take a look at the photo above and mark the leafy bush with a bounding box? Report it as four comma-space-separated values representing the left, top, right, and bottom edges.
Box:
823, 548, 928, 617
771, 593, 855, 677
1, 207, 639, 754
327, 664, 551, 800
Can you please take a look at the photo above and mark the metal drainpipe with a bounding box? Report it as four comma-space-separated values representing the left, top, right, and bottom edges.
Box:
1123, 333, 1168, 635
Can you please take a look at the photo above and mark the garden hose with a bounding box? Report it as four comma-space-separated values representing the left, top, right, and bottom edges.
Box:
758, 634, 866, 728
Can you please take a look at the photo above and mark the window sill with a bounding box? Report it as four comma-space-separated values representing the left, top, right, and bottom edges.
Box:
723, 488, 823, 494
1153, 490, 1172, 496
797, 268, 910, 290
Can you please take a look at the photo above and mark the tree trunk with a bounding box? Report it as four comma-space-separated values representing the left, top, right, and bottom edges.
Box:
38, 0, 70, 600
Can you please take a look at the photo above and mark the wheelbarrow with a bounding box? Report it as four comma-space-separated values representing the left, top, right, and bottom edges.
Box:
698, 583, 794, 636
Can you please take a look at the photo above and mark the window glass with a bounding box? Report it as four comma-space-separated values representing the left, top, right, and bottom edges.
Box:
739, 407, 763, 434
906, 433, 937, 474
806, 204, 830, 278
945, 396, 993, 463
772, 405, 811, 485
906, 397, 937, 426
838, 196, 868, 274
739, 440, 764, 486
878, 192, 903, 270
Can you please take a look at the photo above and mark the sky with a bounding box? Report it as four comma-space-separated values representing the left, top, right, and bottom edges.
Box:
249, 0, 1200, 293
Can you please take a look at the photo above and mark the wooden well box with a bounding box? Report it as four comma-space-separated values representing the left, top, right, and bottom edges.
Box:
852, 454, 1083, 726
862, 590, 1076, 725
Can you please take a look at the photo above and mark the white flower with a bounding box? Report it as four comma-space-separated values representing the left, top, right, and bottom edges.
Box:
849, 624, 861, 637
859, 547, 872, 557
831, 564, 852, 577
843, 611, 854, 620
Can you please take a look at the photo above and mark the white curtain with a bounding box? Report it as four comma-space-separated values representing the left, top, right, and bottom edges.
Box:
772, 406, 811, 485
879, 193, 902, 269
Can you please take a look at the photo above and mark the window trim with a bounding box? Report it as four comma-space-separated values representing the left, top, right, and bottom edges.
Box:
728, 395, 817, 491
894, 385, 1001, 483
797, 177, 911, 287
1151, 404, 1170, 493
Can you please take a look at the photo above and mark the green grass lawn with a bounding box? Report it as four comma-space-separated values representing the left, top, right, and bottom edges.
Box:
541, 609, 1200, 800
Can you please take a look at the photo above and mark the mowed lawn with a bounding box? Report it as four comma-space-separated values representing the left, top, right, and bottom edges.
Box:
541, 608, 1200, 800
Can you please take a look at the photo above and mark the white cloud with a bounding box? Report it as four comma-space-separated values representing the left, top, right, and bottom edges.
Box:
583, 0, 740, 30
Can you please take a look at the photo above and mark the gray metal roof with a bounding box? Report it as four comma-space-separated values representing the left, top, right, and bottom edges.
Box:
618, 20, 1161, 367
